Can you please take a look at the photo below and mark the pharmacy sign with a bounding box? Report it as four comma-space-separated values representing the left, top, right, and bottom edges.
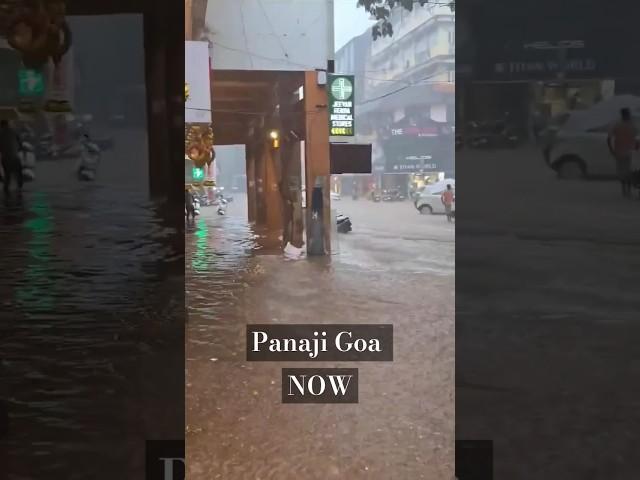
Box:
328, 74, 355, 136
18, 69, 45, 97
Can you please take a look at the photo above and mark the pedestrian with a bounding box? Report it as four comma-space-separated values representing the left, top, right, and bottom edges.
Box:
607, 108, 638, 198
0, 119, 24, 195
185, 186, 196, 222
441, 184, 454, 223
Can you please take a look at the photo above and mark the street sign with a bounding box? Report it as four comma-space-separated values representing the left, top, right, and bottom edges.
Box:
328, 74, 355, 136
192, 167, 205, 181
18, 69, 45, 97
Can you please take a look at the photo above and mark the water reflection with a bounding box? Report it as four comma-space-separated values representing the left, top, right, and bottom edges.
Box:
1, 181, 183, 479
16, 193, 54, 313
186, 200, 454, 479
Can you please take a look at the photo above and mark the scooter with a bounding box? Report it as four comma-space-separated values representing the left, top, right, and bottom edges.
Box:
76, 135, 101, 181
337, 214, 352, 233
217, 197, 228, 215
20, 140, 36, 182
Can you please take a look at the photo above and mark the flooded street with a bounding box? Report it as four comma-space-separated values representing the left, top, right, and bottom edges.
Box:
186, 195, 455, 479
456, 147, 640, 478
0, 128, 184, 479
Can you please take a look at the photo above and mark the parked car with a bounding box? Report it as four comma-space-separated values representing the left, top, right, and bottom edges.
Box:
543, 95, 640, 179
330, 191, 341, 201
411, 179, 456, 202
415, 187, 455, 215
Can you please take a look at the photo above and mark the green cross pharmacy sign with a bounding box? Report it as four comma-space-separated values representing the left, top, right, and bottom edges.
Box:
192, 167, 205, 181
18, 69, 45, 97
328, 74, 355, 136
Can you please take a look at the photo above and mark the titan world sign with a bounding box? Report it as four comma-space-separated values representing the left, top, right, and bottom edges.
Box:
328, 74, 355, 136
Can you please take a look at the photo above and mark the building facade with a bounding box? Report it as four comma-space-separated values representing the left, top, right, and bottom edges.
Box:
456, 0, 640, 140
335, 4, 455, 196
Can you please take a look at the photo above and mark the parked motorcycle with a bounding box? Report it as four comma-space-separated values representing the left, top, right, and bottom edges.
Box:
337, 214, 352, 233
20, 140, 36, 182
466, 113, 522, 149
76, 135, 101, 181
217, 197, 228, 215
382, 188, 405, 202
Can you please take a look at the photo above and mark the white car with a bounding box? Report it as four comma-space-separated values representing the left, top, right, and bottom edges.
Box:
415, 187, 455, 215
544, 95, 640, 179
330, 191, 341, 201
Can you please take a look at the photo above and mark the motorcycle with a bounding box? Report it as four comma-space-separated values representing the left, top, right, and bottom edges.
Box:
76, 135, 101, 181
382, 189, 405, 202
466, 113, 522, 150
20, 140, 36, 182
336, 214, 352, 233
217, 197, 228, 215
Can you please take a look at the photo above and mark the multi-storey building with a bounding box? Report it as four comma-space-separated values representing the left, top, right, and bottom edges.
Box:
336, 3, 455, 195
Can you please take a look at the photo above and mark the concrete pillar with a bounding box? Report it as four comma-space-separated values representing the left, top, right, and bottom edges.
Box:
185, 0, 193, 40
254, 139, 267, 226
144, 15, 169, 200
246, 142, 257, 223
144, 2, 183, 204
303, 71, 331, 253
264, 141, 283, 235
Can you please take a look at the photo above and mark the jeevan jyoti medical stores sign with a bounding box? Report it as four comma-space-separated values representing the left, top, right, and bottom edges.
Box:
328, 74, 355, 136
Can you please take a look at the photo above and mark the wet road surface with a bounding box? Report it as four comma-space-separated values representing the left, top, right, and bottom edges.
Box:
0, 127, 184, 479
456, 146, 640, 478
186, 196, 455, 479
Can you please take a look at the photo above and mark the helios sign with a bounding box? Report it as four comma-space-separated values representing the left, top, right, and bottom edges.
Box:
328, 74, 355, 137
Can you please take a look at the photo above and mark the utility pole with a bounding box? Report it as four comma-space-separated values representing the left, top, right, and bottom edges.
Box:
327, 0, 335, 73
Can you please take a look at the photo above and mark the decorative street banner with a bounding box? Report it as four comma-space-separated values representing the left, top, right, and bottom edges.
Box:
328, 74, 355, 137
185, 41, 211, 123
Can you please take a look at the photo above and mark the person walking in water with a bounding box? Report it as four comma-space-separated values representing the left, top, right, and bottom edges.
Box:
608, 108, 638, 198
185, 186, 196, 222
441, 184, 454, 223
0, 119, 24, 195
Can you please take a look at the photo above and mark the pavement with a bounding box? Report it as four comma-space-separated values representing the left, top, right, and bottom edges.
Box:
186, 194, 455, 479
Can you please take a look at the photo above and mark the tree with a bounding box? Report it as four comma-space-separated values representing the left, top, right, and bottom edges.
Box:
357, 0, 455, 40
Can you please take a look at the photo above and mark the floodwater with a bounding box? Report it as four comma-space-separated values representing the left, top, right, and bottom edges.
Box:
456, 146, 640, 478
0, 129, 184, 479
186, 196, 455, 479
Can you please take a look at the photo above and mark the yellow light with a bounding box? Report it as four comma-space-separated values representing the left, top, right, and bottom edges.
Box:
269, 130, 279, 140
272, 138, 280, 148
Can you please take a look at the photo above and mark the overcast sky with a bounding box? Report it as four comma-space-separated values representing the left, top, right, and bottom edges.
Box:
334, 0, 375, 51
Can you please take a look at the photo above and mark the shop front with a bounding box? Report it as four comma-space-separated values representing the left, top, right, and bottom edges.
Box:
380, 116, 454, 195
457, 0, 640, 139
